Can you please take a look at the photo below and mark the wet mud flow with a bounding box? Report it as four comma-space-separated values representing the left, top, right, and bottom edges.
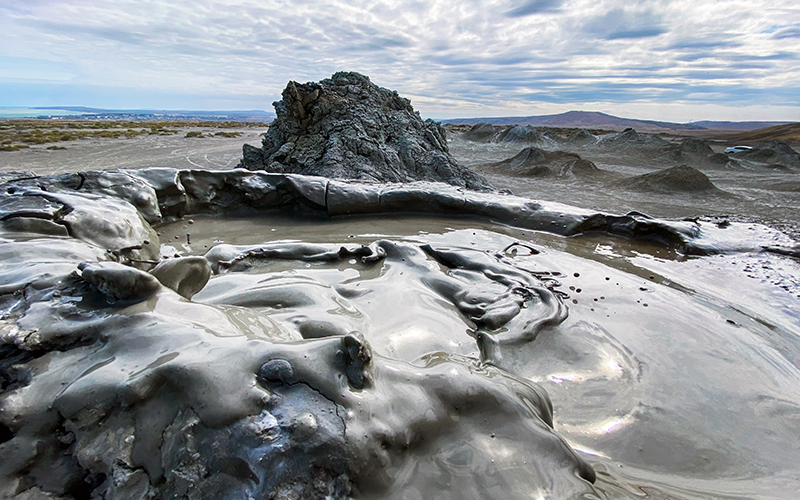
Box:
1, 167, 798, 498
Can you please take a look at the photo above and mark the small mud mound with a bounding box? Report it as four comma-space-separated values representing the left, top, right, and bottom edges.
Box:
463, 124, 556, 148
618, 165, 719, 193
599, 128, 671, 150
566, 129, 597, 146
656, 139, 725, 168
558, 158, 602, 179
481, 147, 602, 178
239, 72, 492, 191
703, 152, 731, 166
498, 125, 558, 148
680, 138, 715, 157
655, 147, 685, 164
463, 123, 499, 143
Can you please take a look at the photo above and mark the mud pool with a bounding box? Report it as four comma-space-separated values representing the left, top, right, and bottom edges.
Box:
1, 169, 799, 499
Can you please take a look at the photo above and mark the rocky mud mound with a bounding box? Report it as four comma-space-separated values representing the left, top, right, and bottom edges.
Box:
680, 137, 715, 157
2, 167, 800, 499
566, 129, 597, 146
239, 72, 491, 191
726, 122, 800, 142
481, 147, 602, 179
730, 141, 800, 169
463, 123, 556, 148
462, 122, 498, 142
618, 165, 720, 193
656, 138, 731, 168
704, 152, 734, 167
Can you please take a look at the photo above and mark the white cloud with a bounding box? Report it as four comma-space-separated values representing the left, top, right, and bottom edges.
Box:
0, 0, 798, 120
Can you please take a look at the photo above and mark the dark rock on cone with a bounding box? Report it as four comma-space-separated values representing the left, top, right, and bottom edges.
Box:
239, 72, 492, 191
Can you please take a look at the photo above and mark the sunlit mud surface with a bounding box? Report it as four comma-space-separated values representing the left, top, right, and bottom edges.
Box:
157, 213, 800, 499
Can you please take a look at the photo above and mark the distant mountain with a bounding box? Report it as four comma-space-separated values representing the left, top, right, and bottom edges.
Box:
442, 111, 792, 133
691, 120, 794, 131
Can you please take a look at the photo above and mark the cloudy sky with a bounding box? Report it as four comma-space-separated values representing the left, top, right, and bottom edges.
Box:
1, 0, 799, 121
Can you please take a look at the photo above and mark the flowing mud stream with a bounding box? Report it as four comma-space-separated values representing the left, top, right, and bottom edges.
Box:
1, 169, 799, 499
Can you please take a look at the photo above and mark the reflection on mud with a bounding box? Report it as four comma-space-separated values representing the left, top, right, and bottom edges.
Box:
1, 168, 799, 499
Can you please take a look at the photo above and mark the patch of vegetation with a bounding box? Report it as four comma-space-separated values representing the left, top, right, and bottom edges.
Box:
0, 144, 30, 151
213, 131, 242, 138
47, 145, 68, 150
185, 131, 205, 138
149, 125, 178, 135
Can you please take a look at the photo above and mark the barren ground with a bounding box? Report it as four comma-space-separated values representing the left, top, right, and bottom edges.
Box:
1, 122, 798, 239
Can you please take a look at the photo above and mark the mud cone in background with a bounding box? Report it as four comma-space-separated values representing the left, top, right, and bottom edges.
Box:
481, 147, 603, 179
618, 165, 720, 193
463, 123, 557, 148
239, 72, 493, 191
565, 129, 597, 146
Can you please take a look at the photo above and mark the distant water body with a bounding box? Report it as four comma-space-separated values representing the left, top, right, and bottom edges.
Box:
0, 107, 88, 118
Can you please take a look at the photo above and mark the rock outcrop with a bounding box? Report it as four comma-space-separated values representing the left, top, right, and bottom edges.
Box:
239, 72, 492, 191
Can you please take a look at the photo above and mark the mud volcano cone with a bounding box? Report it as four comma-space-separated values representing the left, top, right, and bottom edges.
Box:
484, 147, 602, 178
566, 129, 597, 146
619, 165, 719, 192
240, 72, 492, 191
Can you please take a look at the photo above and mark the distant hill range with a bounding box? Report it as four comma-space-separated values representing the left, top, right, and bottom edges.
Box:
725, 122, 800, 142
24, 107, 275, 122
442, 111, 793, 133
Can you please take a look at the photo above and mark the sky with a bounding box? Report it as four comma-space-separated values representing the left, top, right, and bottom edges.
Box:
1, 0, 799, 122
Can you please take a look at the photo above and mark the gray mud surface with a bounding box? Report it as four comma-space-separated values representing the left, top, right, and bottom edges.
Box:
0, 131, 799, 500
